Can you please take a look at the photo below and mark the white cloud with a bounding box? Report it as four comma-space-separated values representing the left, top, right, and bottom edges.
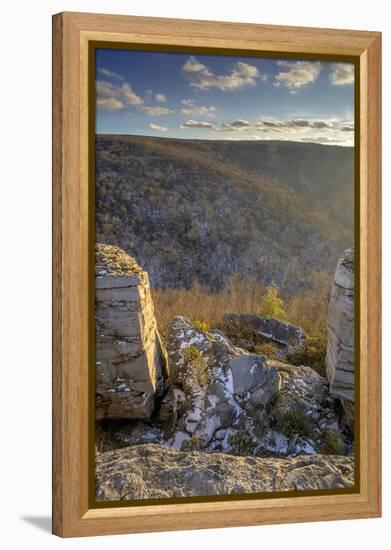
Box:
95, 80, 143, 110
182, 57, 206, 73
230, 119, 251, 129
255, 119, 285, 130
149, 123, 168, 132
155, 94, 167, 103
178, 114, 353, 145
214, 120, 251, 132
253, 117, 354, 146
274, 61, 321, 92
96, 98, 124, 111
96, 80, 118, 99
256, 118, 333, 131
180, 119, 250, 132
139, 106, 172, 116
180, 119, 214, 129
180, 116, 352, 138
121, 83, 144, 105
182, 56, 264, 91
235, 61, 259, 78
97, 68, 124, 81
180, 102, 217, 116
306, 120, 332, 129
329, 63, 354, 86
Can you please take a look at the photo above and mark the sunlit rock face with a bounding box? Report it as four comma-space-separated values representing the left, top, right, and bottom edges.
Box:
155, 317, 348, 457
162, 316, 281, 453
326, 248, 355, 429
95, 244, 168, 420
95, 443, 355, 501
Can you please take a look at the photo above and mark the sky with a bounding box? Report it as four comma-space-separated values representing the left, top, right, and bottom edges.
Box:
95, 48, 355, 146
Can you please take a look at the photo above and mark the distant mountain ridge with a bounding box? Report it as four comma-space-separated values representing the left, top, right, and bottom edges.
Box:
95, 134, 354, 294
179, 138, 354, 231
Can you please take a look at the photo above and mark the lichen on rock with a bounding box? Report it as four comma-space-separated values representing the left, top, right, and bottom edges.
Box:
162, 316, 281, 453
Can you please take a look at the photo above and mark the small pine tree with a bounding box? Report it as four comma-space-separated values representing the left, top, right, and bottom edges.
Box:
258, 283, 287, 321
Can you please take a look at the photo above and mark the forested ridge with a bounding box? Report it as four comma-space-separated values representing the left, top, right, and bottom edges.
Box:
95, 134, 353, 294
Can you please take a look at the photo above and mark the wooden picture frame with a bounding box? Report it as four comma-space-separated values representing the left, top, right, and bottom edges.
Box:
52, 11, 381, 537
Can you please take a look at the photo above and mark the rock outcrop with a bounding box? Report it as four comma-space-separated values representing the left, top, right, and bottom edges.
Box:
163, 317, 281, 452
222, 313, 305, 359
326, 248, 355, 428
96, 317, 350, 457
95, 443, 355, 501
95, 244, 168, 420
93, 244, 356, 498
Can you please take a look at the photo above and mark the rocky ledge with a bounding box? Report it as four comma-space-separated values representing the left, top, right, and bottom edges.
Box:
326, 248, 355, 429
95, 443, 354, 501
94, 245, 356, 499
95, 244, 168, 420
97, 316, 352, 458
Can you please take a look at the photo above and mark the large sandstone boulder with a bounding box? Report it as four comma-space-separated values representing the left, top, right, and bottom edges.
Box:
222, 313, 305, 359
163, 317, 281, 452
95, 244, 168, 420
95, 443, 354, 500
326, 248, 355, 428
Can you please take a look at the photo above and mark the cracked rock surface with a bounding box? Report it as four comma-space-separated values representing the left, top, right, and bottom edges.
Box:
95, 443, 354, 501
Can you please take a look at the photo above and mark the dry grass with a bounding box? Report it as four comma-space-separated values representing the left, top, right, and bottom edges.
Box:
285, 271, 332, 334
152, 272, 332, 356
152, 275, 265, 336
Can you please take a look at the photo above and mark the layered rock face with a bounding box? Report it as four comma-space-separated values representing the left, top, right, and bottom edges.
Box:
326, 248, 355, 427
95, 244, 167, 420
95, 443, 354, 501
